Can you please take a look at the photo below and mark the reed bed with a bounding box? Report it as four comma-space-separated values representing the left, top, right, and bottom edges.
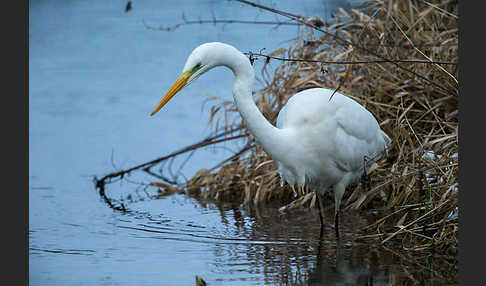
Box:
181, 0, 459, 252
96, 0, 458, 254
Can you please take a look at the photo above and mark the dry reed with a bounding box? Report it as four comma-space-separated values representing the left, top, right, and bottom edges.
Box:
96, 0, 458, 254
179, 0, 459, 253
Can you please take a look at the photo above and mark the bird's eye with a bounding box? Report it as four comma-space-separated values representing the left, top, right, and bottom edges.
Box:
191, 62, 202, 74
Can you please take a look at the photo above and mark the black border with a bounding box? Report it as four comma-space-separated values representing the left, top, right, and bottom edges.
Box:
22, 1, 467, 285
11, 0, 28, 285
459, 0, 479, 285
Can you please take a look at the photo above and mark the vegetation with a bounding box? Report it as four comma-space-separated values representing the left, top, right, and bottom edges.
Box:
96, 0, 458, 255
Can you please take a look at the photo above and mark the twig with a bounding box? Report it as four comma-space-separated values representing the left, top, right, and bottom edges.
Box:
142, 167, 178, 185
345, 162, 458, 211
381, 200, 448, 244
207, 144, 254, 173
95, 133, 248, 187
143, 18, 300, 32
235, 0, 458, 97
244, 52, 457, 66
388, 14, 458, 85
418, 0, 458, 19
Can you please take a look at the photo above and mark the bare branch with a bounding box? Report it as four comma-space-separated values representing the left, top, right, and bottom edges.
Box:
95, 133, 249, 188
244, 52, 458, 66
234, 0, 458, 97
143, 18, 300, 32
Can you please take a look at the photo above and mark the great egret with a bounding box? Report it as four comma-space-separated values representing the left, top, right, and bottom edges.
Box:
151, 42, 390, 237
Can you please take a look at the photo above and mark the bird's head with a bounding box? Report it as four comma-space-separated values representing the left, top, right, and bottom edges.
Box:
151, 42, 233, 116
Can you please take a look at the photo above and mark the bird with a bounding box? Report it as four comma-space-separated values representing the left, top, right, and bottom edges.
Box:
151, 42, 390, 237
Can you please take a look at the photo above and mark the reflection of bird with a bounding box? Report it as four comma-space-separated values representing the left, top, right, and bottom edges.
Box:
300, 239, 392, 285
195, 275, 206, 286
151, 42, 390, 237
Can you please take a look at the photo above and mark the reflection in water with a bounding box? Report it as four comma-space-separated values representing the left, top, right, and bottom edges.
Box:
29, 248, 96, 256
107, 193, 459, 285
220, 203, 393, 285
91, 183, 458, 285
30, 0, 457, 284
303, 240, 391, 286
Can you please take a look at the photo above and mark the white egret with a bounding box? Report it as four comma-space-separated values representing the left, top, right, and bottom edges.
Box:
151, 42, 390, 237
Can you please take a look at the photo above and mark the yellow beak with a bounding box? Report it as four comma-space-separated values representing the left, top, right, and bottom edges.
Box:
151, 71, 191, 116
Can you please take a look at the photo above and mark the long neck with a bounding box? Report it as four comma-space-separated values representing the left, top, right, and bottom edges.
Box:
218, 46, 285, 159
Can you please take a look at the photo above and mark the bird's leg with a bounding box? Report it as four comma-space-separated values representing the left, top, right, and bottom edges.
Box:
315, 192, 325, 233
333, 183, 346, 240
334, 208, 340, 239
361, 156, 371, 192
360, 173, 371, 193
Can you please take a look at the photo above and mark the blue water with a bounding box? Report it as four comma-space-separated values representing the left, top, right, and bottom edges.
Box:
30, 1, 455, 285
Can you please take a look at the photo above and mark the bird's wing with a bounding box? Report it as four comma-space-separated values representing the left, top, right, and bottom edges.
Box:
276, 88, 386, 172
331, 100, 386, 172
276, 88, 332, 129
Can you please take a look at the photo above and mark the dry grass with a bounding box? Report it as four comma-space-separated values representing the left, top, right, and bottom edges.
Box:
175, 0, 459, 252
97, 0, 458, 253
191, 0, 458, 252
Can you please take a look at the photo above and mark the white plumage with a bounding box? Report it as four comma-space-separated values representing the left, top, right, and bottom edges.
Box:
151, 42, 390, 236
275, 88, 390, 225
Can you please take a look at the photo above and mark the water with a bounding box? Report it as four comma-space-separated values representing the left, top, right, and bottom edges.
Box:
29, 0, 457, 285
